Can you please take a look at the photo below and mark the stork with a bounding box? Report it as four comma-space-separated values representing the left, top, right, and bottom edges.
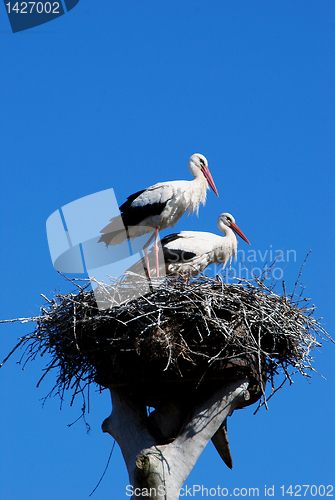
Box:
131, 213, 250, 278
98, 154, 219, 277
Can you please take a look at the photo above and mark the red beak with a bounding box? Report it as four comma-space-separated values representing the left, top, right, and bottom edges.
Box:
202, 166, 219, 196
230, 222, 251, 245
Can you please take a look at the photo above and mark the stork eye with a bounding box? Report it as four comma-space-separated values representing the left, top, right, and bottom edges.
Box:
199, 158, 205, 166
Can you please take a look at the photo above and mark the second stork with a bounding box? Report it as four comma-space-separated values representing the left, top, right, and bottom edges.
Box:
135, 213, 250, 278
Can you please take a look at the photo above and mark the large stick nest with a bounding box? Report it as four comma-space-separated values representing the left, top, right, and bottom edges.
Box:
1, 264, 332, 413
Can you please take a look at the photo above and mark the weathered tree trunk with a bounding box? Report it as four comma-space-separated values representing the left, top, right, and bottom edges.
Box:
102, 378, 250, 499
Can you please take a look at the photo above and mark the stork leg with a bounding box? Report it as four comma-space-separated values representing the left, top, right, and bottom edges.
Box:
142, 231, 156, 278
154, 227, 160, 278
142, 227, 160, 278
143, 246, 151, 278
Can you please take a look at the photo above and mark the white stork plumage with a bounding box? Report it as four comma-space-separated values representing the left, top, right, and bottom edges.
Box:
98, 154, 219, 276
131, 213, 250, 278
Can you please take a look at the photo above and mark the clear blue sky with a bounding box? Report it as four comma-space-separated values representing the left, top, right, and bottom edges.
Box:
1, 2, 334, 499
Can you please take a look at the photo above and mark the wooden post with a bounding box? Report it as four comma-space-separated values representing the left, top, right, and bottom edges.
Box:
102, 378, 250, 499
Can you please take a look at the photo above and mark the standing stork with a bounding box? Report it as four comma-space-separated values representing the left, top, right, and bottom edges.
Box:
131, 213, 250, 278
98, 154, 219, 276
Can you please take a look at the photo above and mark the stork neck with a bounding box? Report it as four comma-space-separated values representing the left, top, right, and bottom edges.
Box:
189, 165, 209, 194
186, 161, 210, 213
217, 220, 234, 240
188, 161, 202, 179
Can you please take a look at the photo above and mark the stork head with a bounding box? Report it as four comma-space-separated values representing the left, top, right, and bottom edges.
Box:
189, 153, 219, 196
218, 213, 251, 245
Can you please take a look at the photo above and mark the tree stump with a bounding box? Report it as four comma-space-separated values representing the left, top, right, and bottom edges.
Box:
102, 378, 251, 499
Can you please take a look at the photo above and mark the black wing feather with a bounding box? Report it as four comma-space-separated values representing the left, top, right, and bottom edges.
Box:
163, 247, 197, 263
160, 233, 181, 245
161, 233, 197, 262
120, 189, 168, 228
119, 190, 146, 212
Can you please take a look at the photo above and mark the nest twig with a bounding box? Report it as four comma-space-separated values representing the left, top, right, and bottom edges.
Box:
1, 260, 333, 415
